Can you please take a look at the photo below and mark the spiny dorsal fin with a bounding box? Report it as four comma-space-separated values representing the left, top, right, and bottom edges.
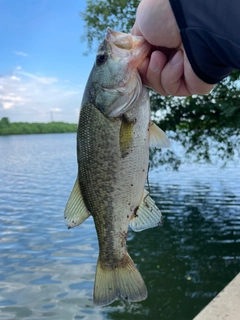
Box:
129, 189, 163, 232
64, 176, 90, 228
149, 121, 170, 148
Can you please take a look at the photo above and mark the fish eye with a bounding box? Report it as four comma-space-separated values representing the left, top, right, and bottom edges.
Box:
96, 51, 108, 66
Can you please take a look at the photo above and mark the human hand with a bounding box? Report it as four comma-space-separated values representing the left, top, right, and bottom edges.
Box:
131, 0, 215, 96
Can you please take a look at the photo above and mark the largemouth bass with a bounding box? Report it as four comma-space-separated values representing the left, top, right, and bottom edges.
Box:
64, 28, 170, 307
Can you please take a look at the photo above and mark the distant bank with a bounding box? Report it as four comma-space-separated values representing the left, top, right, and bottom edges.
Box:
0, 117, 77, 135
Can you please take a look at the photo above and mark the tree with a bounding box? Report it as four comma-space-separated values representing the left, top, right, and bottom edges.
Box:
80, 0, 139, 52
0, 117, 10, 127
81, 0, 240, 168
0, 117, 10, 134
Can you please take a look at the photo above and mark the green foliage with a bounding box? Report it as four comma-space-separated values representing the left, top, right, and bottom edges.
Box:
81, 1, 240, 167
0, 118, 77, 136
0, 117, 10, 127
153, 71, 240, 165
80, 0, 139, 51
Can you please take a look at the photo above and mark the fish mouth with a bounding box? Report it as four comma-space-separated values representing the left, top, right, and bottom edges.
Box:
106, 28, 151, 69
106, 28, 140, 50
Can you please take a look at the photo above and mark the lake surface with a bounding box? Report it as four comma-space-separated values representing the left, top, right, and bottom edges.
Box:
0, 133, 239, 320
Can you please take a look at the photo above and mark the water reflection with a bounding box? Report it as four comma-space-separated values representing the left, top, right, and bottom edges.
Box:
105, 179, 240, 320
0, 134, 239, 320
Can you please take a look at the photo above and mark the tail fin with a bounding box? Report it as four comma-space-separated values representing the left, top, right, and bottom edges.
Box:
93, 252, 147, 307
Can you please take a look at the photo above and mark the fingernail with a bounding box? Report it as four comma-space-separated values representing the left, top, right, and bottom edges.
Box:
170, 50, 182, 65
149, 57, 159, 71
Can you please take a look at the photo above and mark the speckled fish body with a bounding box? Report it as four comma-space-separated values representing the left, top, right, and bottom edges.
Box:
64, 28, 170, 307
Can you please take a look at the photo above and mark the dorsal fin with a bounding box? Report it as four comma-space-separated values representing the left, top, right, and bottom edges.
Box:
64, 176, 90, 228
149, 122, 170, 148
129, 190, 163, 232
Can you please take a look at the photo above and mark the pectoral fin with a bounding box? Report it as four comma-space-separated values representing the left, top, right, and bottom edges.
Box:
119, 117, 134, 157
64, 176, 90, 228
129, 190, 163, 232
149, 122, 170, 148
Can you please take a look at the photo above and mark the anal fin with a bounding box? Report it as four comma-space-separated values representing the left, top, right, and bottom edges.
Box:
149, 121, 170, 148
64, 175, 90, 228
129, 189, 163, 232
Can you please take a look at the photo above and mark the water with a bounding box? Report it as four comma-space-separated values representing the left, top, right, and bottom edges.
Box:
0, 133, 239, 320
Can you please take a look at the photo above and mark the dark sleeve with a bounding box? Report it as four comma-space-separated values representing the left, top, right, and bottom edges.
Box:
169, 0, 240, 84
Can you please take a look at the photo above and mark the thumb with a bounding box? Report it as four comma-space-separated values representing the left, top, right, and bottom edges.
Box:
131, 23, 142, 36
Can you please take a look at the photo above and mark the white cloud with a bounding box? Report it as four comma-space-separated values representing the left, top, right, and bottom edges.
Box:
0, 67, 83, 123
14, 51, 29, 57
20, 71, 58, 85
18, 87, 28, 92
2, 102, 14, 110
0, 89, 30, 110
50, 107, 61, 112
10, 76, 20, 81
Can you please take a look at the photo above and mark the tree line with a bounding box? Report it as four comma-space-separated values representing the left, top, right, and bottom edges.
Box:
0, 117, 77, 135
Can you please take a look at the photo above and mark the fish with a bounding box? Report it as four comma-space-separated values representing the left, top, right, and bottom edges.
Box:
64, 28, 170, 307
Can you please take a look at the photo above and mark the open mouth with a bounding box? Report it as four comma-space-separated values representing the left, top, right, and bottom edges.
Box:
105, 28, 151, 69
106, 28, 145, 51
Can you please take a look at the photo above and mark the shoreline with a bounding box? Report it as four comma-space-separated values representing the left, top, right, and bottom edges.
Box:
0, 119, 77, 136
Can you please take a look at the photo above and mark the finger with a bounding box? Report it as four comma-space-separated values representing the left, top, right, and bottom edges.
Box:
161, 50, 191, 96
145, 50, 168, 95
131, 23, 142, 36
137, 57, 151, 87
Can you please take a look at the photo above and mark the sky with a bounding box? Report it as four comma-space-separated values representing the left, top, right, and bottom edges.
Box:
0, 0, 96, 123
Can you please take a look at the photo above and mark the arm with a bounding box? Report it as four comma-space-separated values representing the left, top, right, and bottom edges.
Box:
132, 0, 240, 96
170, 0, 239, 84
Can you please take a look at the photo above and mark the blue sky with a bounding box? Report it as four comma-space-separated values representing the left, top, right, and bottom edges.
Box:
0, 0, 96, 123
